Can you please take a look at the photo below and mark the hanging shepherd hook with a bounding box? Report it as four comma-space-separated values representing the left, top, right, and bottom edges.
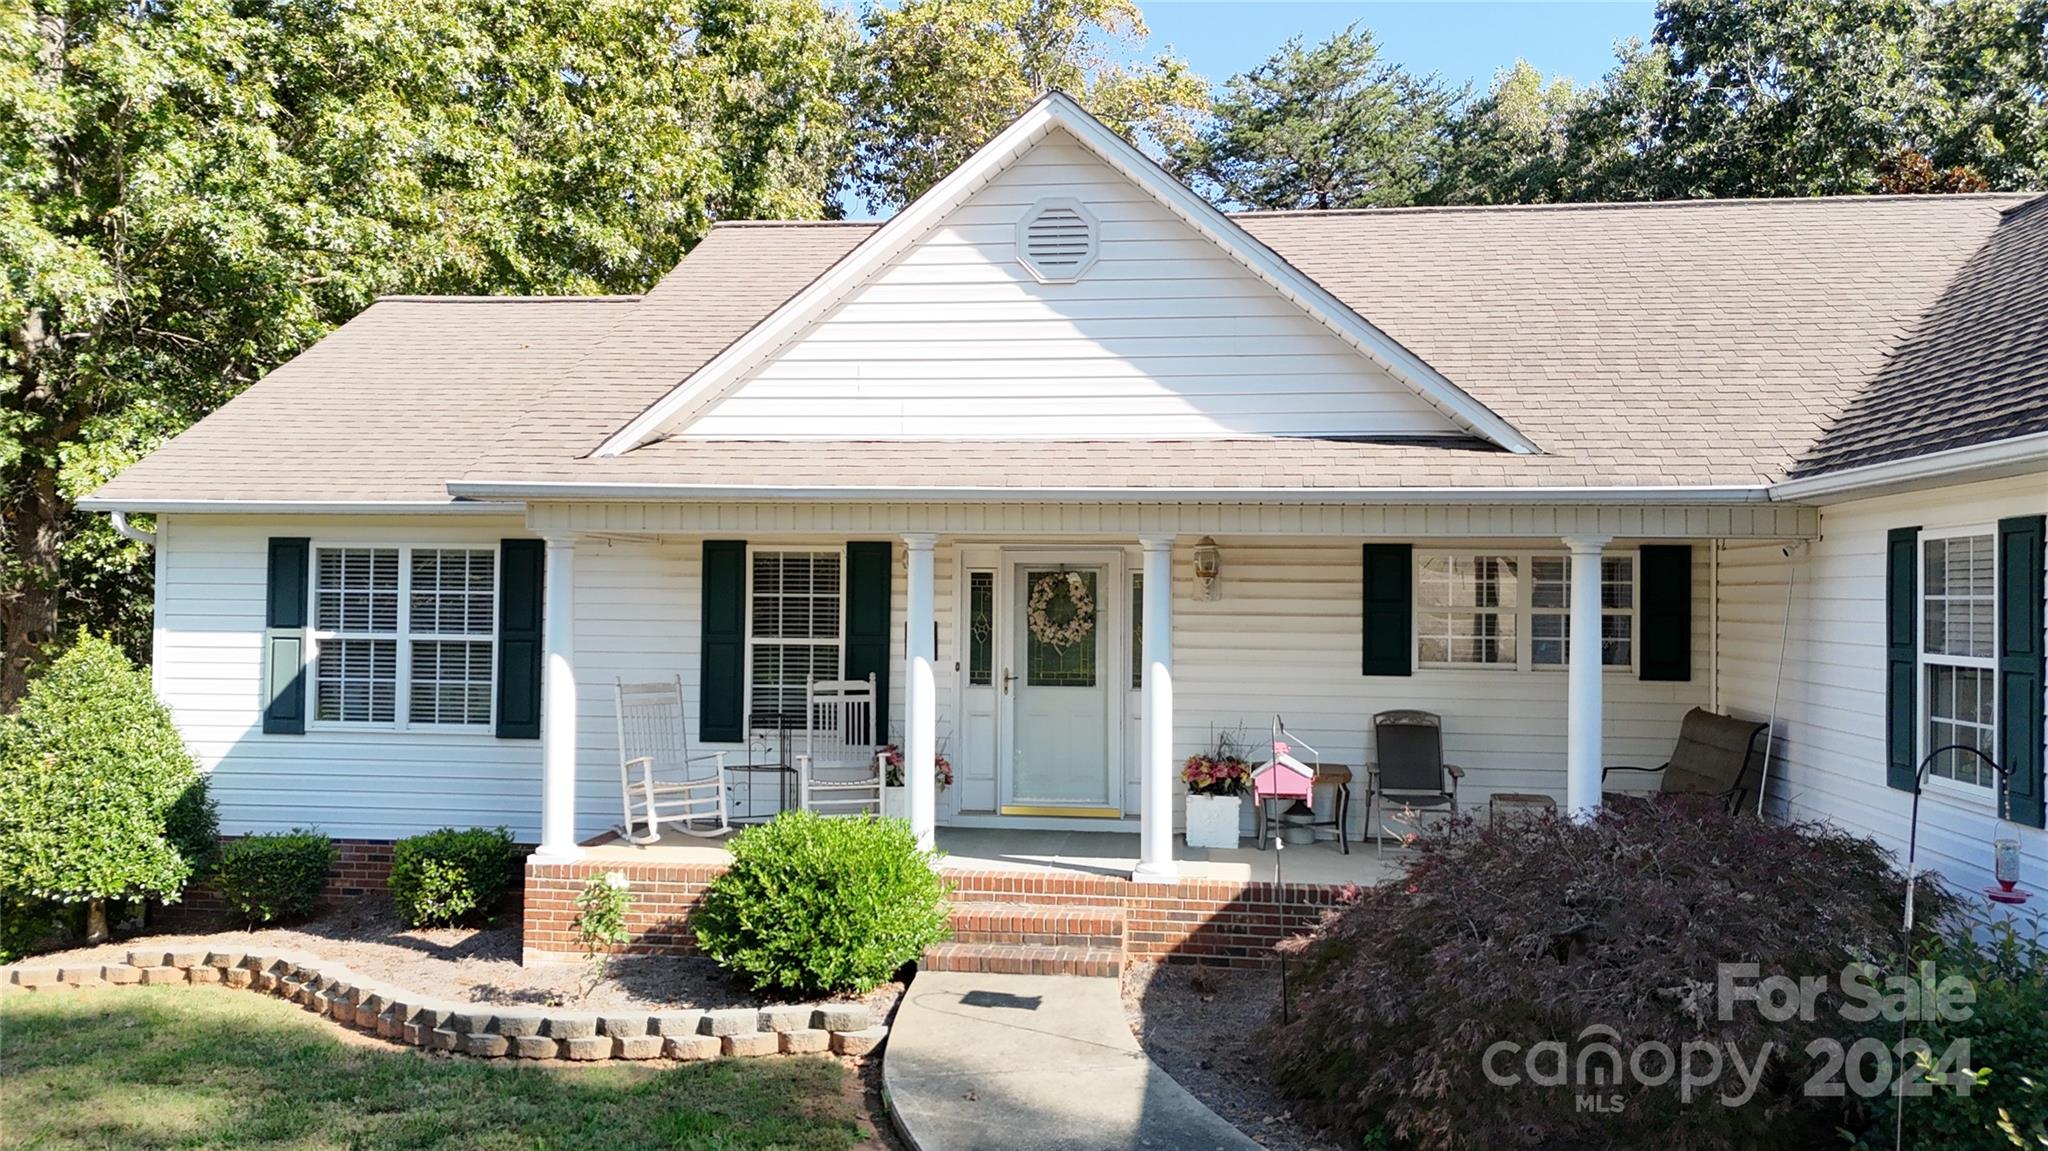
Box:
1894, 743, 2017, 1151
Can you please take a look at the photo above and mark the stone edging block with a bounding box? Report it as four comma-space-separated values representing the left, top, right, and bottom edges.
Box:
3, 949, 888, 1065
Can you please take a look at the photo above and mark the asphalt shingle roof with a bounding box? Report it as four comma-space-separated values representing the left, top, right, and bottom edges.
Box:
86, 192, 2047, 506
1793, 195, 2048, 476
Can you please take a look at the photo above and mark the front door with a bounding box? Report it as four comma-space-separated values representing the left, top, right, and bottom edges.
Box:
1001, 558, 1121, 816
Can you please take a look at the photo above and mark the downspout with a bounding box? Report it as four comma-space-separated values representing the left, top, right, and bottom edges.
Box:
1756, 540, 1810, 818
111, 511, 156, 546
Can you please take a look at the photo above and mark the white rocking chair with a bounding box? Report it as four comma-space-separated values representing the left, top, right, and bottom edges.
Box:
615, 677, 730, 843
796, 675, 885, 817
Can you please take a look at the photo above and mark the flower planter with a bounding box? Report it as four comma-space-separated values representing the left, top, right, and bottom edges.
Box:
882, 785, 908, 821
1185, 792, 1243, 850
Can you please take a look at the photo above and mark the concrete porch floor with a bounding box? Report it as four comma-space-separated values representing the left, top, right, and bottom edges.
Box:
580, 824, 1401, 888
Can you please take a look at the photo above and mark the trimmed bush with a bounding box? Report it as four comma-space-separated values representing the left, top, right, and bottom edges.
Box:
216, 831, 335, 926
694, 812, 950, 995
1849, 910, 2048, 1149
388, 826, 518, 927
0, 632, 215, 952
1270, 799, 1949, 1151
0, 894, 64, 963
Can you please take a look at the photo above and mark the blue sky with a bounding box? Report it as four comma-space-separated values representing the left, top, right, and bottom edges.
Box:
841, 2, 1658, 216
836, 0, 1661, 92
1142, 2, 1656, 96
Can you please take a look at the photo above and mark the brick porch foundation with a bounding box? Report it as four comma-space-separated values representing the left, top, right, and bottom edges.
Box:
522, 858, 1351, 969
158, 839, 420, 929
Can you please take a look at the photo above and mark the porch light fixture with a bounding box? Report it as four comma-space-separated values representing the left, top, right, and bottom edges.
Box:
1193, 536, 1221, 601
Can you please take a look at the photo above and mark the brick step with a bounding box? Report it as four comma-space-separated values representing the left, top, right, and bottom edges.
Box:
946, 903, 1126, 949
920, 941, 1121, 979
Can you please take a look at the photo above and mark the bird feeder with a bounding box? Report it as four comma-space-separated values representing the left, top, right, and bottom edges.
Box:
1986, 815, 2031, 906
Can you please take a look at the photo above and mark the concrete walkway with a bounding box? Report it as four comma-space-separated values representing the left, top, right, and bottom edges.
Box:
883, 971, 1264, 1151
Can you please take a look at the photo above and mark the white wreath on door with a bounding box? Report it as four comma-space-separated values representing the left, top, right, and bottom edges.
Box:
1026, 571, 1096, 650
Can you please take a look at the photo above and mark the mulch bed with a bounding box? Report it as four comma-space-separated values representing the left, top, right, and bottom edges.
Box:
1122, 961, 1342, 1151
28, 897, 903, 1020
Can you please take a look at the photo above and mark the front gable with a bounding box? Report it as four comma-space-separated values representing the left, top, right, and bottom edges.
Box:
597, 94, 1536, 454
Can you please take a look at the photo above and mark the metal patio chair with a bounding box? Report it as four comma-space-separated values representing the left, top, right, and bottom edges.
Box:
796, 674, 886, 817
1364, 709, 1463, 857
1603, 707, 1770, 815
615, 676, 730, 843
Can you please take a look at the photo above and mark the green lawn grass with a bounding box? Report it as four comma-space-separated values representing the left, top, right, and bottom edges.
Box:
0, 987, 882, 1151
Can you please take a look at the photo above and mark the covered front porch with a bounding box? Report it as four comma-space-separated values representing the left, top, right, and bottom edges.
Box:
514, 495, 1818, 902
583, 825, 1400, 888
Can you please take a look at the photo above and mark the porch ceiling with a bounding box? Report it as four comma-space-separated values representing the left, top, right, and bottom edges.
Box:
524, 498, 1818, 541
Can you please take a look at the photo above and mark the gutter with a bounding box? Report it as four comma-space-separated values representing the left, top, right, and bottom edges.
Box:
1769, 431, 2048, 501
444, 479, 1778, 505
76, 498, 524, 515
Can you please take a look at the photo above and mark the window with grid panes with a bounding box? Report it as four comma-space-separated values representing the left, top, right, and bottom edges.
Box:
1921, 531, 1998, 789
310, 545, 495, 727
1529, 555, 1636, 668
748, 550, 843, 728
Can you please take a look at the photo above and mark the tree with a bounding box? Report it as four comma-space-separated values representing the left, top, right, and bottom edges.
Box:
1172, 23, 1456, 211
854, 0, 1207, 210
0, 632, 215, 947
1554, 0, 2046, 201
0, 0, 860, 706
1429, 61, 1590, 205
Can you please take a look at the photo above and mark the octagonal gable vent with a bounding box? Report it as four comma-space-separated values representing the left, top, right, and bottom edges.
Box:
1016, 197, 1099, 283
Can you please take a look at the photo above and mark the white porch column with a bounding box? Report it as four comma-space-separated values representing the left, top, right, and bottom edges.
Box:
903, 533, 938, 852
1135, 535, 1179, 883
536, 534, 580, 860
1565, 534, 1612, 819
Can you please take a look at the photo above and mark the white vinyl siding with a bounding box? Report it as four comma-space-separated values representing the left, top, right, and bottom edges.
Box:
678, 129, 1465, 441
1717, 472, 2047, 896
155, 519, 1712, 844
151, 516, 537, 840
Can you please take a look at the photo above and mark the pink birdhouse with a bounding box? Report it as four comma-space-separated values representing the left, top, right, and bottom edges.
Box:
1254, 724, 1318, 808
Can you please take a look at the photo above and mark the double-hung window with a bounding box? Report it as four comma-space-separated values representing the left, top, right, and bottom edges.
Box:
748, 549, 843, 729
310, 545, 497, 728
1418, 554, 1519, 666
1920, 529, 1998, 789
1417, 551, 1637, 670
1529, 555, 1636, 668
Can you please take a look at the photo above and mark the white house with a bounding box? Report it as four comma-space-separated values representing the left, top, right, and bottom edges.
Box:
84, 95, 2045, 911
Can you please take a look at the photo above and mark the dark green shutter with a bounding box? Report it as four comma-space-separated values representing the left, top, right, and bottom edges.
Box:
1997, 515, 2045, 828
262, 538, 310, 734
495, 540, 544, 740
1362, 544, 1412, 676
1886, 526, 1921, 792
700, 540, 747, 744
843, 541, 892, 743
1639, 545, 1692, 682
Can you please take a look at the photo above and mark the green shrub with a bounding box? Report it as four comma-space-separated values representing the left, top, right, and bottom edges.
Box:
0, 894, 64, 963
694, 812, 950, 995
1270, 799, 1950, 1151
1849, 910, 2048, 1149
0, 632, 215, 949
388, 827, 518, 927
216, 831, 335, 926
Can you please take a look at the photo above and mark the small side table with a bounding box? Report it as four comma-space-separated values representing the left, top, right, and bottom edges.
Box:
1488, 792, 1557, 826
730, 728, 798, 823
